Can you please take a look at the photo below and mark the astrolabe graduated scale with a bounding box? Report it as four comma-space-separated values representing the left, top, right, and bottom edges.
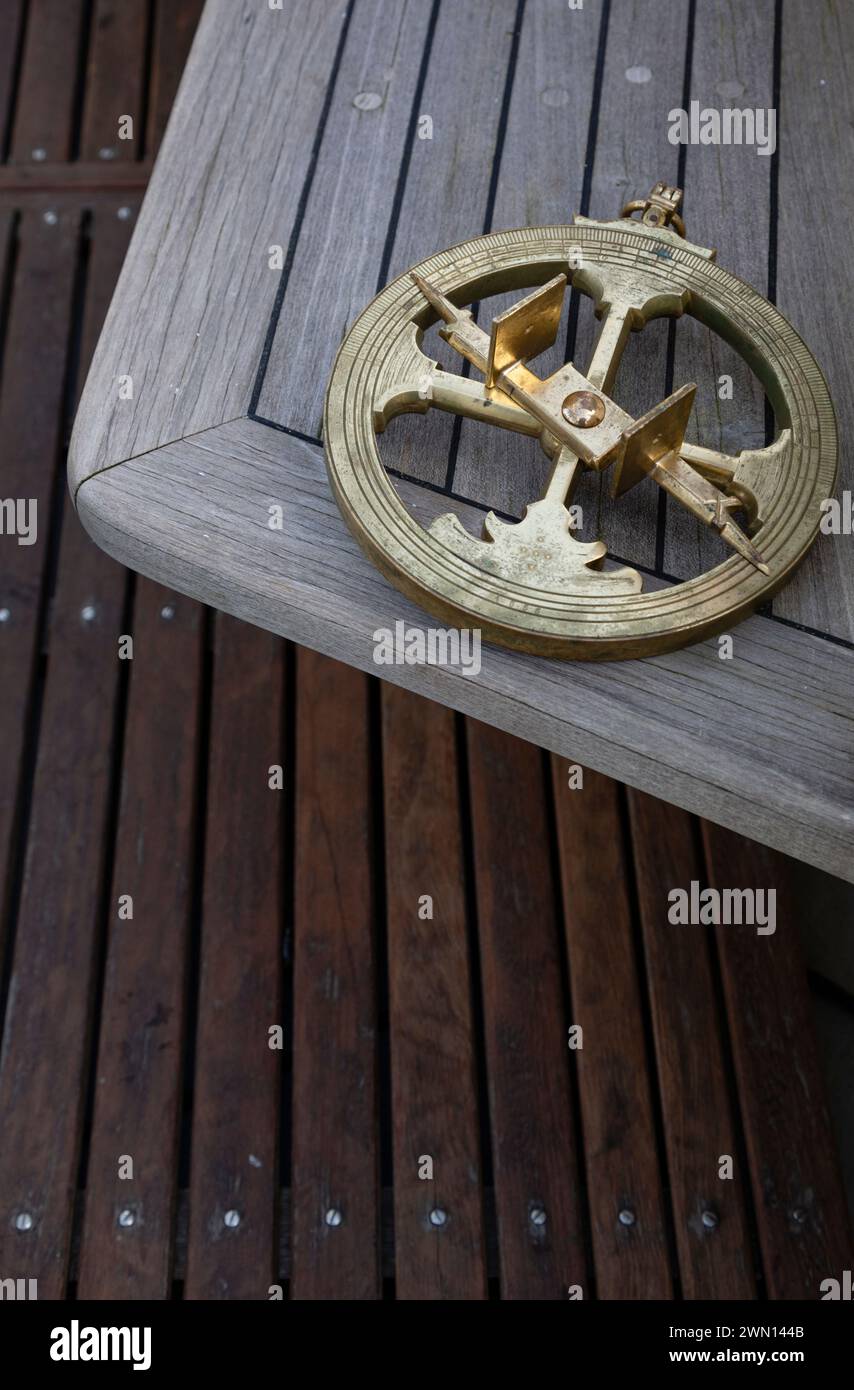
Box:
323, 184, 836, 660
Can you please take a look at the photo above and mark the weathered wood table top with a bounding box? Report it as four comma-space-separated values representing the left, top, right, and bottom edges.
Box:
69, 0, 854, 881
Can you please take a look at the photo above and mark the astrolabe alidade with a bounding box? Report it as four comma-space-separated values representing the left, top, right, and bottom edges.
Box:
323, 183, 836, 660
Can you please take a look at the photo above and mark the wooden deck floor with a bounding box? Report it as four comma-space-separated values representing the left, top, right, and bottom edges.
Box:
0, 0, 851, 1300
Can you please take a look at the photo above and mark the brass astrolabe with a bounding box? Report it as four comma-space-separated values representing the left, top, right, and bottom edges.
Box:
323, 184, 836, 659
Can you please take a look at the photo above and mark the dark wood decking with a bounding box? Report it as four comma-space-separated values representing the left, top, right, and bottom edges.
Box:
0, 0, 851, 1300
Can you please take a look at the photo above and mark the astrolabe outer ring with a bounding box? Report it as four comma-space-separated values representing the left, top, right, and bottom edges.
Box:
323, 224, 836, 660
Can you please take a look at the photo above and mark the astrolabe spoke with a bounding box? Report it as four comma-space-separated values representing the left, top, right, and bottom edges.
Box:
582, 299, 636, 394
373, 359, 540, 439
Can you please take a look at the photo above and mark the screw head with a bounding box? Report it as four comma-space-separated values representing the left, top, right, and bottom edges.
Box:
223, 1209, 241, 1229
428, 1207, 448, 1228
561, 389, 606, 429
14, 1211, 33, 1232
31, 148, 47, 161
117, 206, 132, 221
43, 210, 58, 226
324, 1207, 343, 1228
618, 1207, 636, 1227
791, 1206, 808, 1225
117, 1208, 136, 1228
701, 1209, 718, 1231
160, 604, 175, 621
353, 91, 382, 111
530, 1206, 547, 1227
0, 607, 10, 623
98, 146, 116, 160
81, 604, 97, 622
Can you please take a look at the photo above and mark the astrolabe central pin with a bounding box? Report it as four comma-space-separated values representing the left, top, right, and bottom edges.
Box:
323, 183, 836, 660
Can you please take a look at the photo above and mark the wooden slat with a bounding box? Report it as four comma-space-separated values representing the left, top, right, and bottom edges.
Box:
664, 0, 774, 581
9, 0, 87, 163
254, 0, 438, 436
627, 788, 757, 1299
73, 201, 198, 1301
451, 0, 601, 514
703, 820, 854, 1297
382, 688, 487, 1299
290, 650, 379, 1299
184, 615, 283, 1299
812, 995, 854, 1217
76, 581, 202, 1299
0, 0, 26, 159
465, 720, 587, 1298
0, 209, 79, 956
79, 0, 150, 163
147, 0, 206, 155
551, 766, 672, 1298
368, 0, 520, 491
773, 0, 854, 640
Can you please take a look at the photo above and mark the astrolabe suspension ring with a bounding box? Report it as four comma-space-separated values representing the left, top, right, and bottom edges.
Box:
323, 184, 836, 660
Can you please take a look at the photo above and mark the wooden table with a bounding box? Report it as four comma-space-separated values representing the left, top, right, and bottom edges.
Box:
69, 0, 854, 881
